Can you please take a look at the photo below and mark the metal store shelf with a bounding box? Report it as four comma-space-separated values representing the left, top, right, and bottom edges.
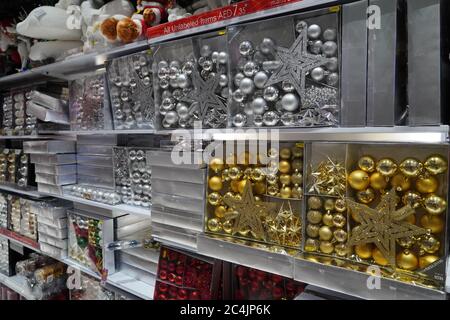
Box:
0, 184, 48, 199
38, 129, 156, 136
0, 273, 38, 300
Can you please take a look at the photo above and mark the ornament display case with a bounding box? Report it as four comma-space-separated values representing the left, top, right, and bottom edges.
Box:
1, 89, 37, 136
227, 7, 340, 128
0, 149, 34, 188
151, 31, 229, 130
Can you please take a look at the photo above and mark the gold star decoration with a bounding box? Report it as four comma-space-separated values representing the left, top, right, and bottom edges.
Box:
347, 188, 428, 266
309, 157, 346, 197
265, 201, 302, 247
223, 180, 276, 241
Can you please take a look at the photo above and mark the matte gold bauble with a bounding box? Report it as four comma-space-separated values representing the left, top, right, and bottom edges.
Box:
209, 157, 224, 172
280, 174, 291, 185
291, 186, 303, 199
322, 212, 334, 227
369, 172, 387, 190
292, 146, 303, 158
307, 210, 323, 224
396, 250, 418, 271
279, 160, 291, 174
226, 153, 237, 166
208, 192, 221, 206
306, 224, 320, 238
280, 186, 292, 199
308, 196, 322, 210
355, 243, 373, 259
372, 248, 389, 266
357, 188, 376, 204
267, 185, 279, 196
419, 255, 439, 269
390, 173, 411, 192
238, 151, 252, 165
230, 180, 240, 193
402, 191, 422, 209
319, 226, 333, 241
333, 229, 348, 242
228, 166, 242, 180
397, 236, 415, 249
266, 174, 278, 185
335, 243, 349, 257
253, 181, 266, 195
348, 170, 370, 190
424, 155, 447, 175
323, 199, 335, 211
291, 170, 303, 185
334, 199, 347, 213
419, 235, 440, 254
238, 180, 248, 194
251, 168, 265, 182
376, 158, 397, 177
320, 241, 334, 254
333, 213, 346, 228
420, 214, 444, 234
207, 218, 221, 232
208, 176, 223, 191
415, 175, 438, 194
214, 206, 227, 218
423, 194, 446, 215
222, 220, 233, 233
291, 159, 303, 171
305, 238, 320, 252
280, 148, 291, 159
358, 156, 376, 172
399, 158, 423, 178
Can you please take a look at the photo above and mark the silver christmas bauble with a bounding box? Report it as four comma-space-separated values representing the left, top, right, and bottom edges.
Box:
176, 103, 189, 120
263, 86, 279, 101
143, 77, 151, 86
159, 79, 169, 89
221, 87, 229, 98
203, 60, 213, 71
158, 67, 169, 79
243, 61, 258, 77
281, 93, 299, 112
161, 98, 175, 111
233, 89, 245, 103
182, 61, 195, 75
158, 60, 169, 69
253, 115, 263, 127
239, 41, 254, 56
254, 71, 268, 89
200, 45, 212, 57
170, 60, 181, 69
311, 67, 325, 82
282, 81, 295, 93
232, 113, 247, 127
234, 72, 245, 87
238, 58, 248, 71
239, 77, 255, 95
164, 111, 179, 125
169, 66, 179, 80
162, 90, 172, 100
325, 57, 338, 72
260, 37, 275, 55
310, 40, 323, 54
169, 78, 179, 88
323, 28, 337, 41
281, 112, 295, 126
211, 51, 219, 63
326, 72, 339, 86
322, 41, 338, 57
253, 51, 265, 64
177, 73, 190, 88
172, 89, 183, 100
243, 103, 253, 115
295, 21, 307, 33
219, 74, 228, 87
120, 90, 130, 102
263, 111, 280, 126
251, 97, 267, 115
218, 51, 228, 64
307, 24, 322, 39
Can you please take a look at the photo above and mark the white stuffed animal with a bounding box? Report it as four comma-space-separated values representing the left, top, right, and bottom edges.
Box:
167, 6, 191, 22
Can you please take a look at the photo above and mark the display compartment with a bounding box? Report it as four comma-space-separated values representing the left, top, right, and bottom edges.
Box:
35, 164, 77, 175
0, 193, 8, 229
77, 144, 113, 156
106, 50, 154, 130
77, 165, 113, 180
35, 173, 76, 186
152, 222, 198, 250
151, 31, 229, 130
119, 252, 157, 274
30, 153, 76, 165
38, 224, 68, 239
77, 175, 114, 189
76, 155, 113, 167
227, 7, 340, 128
29, 199, 72, 220
69, 73, 113, 131
37, 215, 67, 229
63, 185, 122, 205
152, 206, 203, 232
1, 88, 37, 136
23, 140, 76, 154
29, 90, 67, 113
152, 179, 204, 199
26, 102, 69, 124
39, 234, 67, 250
152, 192, 204, 214
0, 149, 33, 187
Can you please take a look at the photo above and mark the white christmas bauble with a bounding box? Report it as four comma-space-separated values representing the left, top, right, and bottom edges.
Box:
177, 73, 190, 88
260, 37, 275, 55
311, 67, 325, 82
211, 51, 219, 62
239, 77, 255, 95
326, 57, 338, 72
234, 72, 245, 87
307, 24, 322, 39
323, 28, 337, 41
322, 41, 338, 57
254, 71, 268, 89
281, 93, 299, 112
232, 113, 247, 127
164, 111, 179, 125
218, 51, 228, 64
176, 103, 189, 120
251, 97, 267, 115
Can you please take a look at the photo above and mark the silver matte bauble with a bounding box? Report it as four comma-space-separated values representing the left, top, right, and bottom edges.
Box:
307, 24, 322, 39
254, 71, 268, 89
263, 86, 279, 101
219, 74, 228, 87
311, 67, 325, 82
239, 41, 254, 56
322, 41, 338, 57
218, 51, 228, 64
239, 77, 255, 95
323, 28, 337, 41
260, 37, 275, 55
281, 93, 299, 112
325, 57, 338, 72
164, 111, 179, 125
251, 97, 267, 115
232, 113, 247, 127
176, 103, 189, 120
234, 72, 245, 87
177, 73, 190, 88
263, 111, 280, 126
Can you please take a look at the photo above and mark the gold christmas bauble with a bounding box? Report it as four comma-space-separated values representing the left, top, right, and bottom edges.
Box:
280, 148, 291, 159
238, 180, 248, 194
292, 146, 303, 158
266, 174, 278, 185
348, 170, 370, 191
207, 218, 221, 232
396, 250, 418, 271
335, 244, 349, 257
334, 199, 347, 213
333, 213, 346, 228
369, 172, 387, 190
355, 243, 373, 259
230, 180, 240, 193
221, 169, 230, 182
234, 194, 242, 201
424, 155, 447, 175
320, 241, 334, 254
306, 224, 320, 238
305, 238, 320, 252
291, 170, 303, 185
307, 210, 323, 224
224, 192, 236, 201
397, 236, 415, 249
291, 159, 303, 171
376, 158, 397, 177
214, 206, 227, 218
372, 248, 389, 266
402, 191, 422, 209
279, 160, 291, 174
267, 185, 279, 196
322, 212, 334, 227
357, 188, 376, 204
358, 155, 376, 173
419, 235, 440, 254
228, 166, 242, 180
319, 226, 333, 241
251, 168, 265, 182
222, 220, 233, 234
390, 173, 411, 192
308, 196, 322, 210
243, 167, 253, 179
420, 214, 444, 234
209, 157, 224, 172
253, 181, 266, 195
208, 192, 221, 206
333, 229, 348, 243
415, 175, 439, 194
208, 176, 223, 191
419, 255, 439, 269
423, 194, 446, 215
280, 174, 291, 185
323, 199, 335, 211
291, 186, 303, 199
238, 151, 252, 165
399, 158, 423, 178
280, 186, 292, 199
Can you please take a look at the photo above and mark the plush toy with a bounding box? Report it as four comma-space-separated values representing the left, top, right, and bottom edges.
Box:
136, 0, 174, 27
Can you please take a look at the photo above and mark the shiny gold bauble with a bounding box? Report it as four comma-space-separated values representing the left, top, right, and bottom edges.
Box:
419, 255, 439, 269
280, 174, 291, 185
292, 146, 303, 158
424, 155, 447, 175
372, 248, 389, 266
415, 175, 439, 194
267, 185, 279, 196
402, 191, 422, 209
251, 168, 265, 182
291, 159, 303, 171
307, 210, 323, 224
357, 188, 376, 204
423, 194, 446, 215
396, 250, 418, 271
208, 176, 223, 191
291, 186, 303, 199
318, 226, 333, 241
225, 153, 237, 166
291, 170, 303, 185
319, 241, 334, 254
230, 180, 240, 193
253, 181, 266, 195
369, 172, 387, 190
214, 206, 227, 218
304, 238, 320, 252
279, 160, 291, 174
397, 236, 415, 249
348, 170, 370, 191
222, 220, 233, 234
209, 157, 224, 172
358, 156, 376, 172
280, 148, 291, 159
355, 243, 373, 259
238, 151, 252, 165
308, 196, 322, 210
266, 174, 278, 185
234, 194, 242, 201
322, 212, 334, 227
280, 186, 292, 199
420, 214, 444, 234
335, 244, 349, 257
221, 169, 230, 182
333, 229, 348, 243
224, 192, 236, 201
333, 213, 346, 228
323, 199, 335, 211
238, 180, 248, 194
306, 224, 320, 238
243, 167, 253, 179
376, 158, 397, 177
419, 235, 440, 254
207, 218, 221, 232
390, 173, 411, 192
208, 192, 222, 206
399, 158, 423, 178
334, 199, 347, 213
228, 166, 242, 180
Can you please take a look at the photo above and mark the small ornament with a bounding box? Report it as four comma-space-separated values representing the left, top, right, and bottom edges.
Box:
209, 158, 224, 172
208, 192, 222, 206
419, 235, 440, 254
207, 218, 222, 232
318, 226, 333, 241
399, 158, 423, 178
332, 213, 346, 228
305, 238, 320, 252
390, 173, 411, 192
419, 255, 439, 269
307, 24, 321, 39
253, 71, 269, 89
376, 158, 397, 177
335, 244, 349, 257
334, 199, 346, 213
415, 175, 438, 194
396, 250, 418, 271
323, 199, 334, 211
308, 196, 322, 210
279, 160, 291, 174
333, 229, 348, 243
306, 224, 320, 238
402, 191, 422, 209
320, 241, 334, 254
369, 172, 387, 191
214, 206, 227, 219
358, 156, 376, 172
423, 194, 446, 215
281, 93, 299, 112
355, 243, 373, 259
262, 111, 280, 126
208, 176, 223, 191
397, 236, 415, 249
309, 158, 346, 197
307, 210, 323, 224
420, 214, 444, 234
424, 155, 447, 175
372, 247, 389, 266
239, 41, 254, 56
348, 170, 370, 191
322, 212, 334, 227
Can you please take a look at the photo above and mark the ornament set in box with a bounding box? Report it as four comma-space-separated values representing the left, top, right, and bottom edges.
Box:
1, 89, 37, 136
0, 148, 34, 188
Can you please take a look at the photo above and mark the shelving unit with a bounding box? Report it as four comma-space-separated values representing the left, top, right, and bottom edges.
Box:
0, 184, 47, 199
0, 273, 38, 300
